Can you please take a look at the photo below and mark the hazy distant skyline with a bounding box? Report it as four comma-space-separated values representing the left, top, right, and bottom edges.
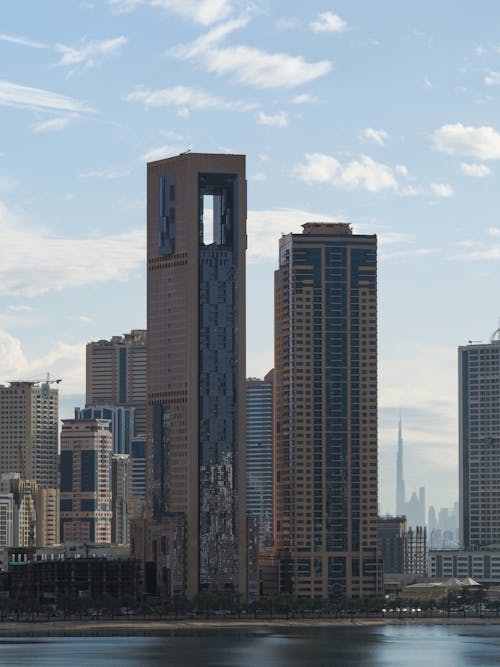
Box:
2, 1, 500, 514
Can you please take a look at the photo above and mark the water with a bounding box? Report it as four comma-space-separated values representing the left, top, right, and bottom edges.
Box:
0, 625, 500, 666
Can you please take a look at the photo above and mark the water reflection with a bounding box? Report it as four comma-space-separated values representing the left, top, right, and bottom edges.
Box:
1, 625, 500, 666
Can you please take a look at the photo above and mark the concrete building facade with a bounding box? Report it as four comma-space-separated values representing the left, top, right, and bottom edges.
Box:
459, 334, 500, 550
60, 419, 112, 544
274, 222, 381, 598
246, 372, 274, 548
0, 381, 58, 489
146, 153, 247, 599
86, 330, 147, 437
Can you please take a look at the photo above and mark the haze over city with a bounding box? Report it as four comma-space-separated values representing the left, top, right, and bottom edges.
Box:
2, 0, 500, 516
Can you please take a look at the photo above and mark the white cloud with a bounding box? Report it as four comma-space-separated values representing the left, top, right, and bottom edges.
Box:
395, 164, 409, 177
7, 305, 33, 313
80, 166, 132, 180
139, 144, 185, 162
0, 80, 92, 113
126, 84, 252, 112
257, 111, 288, 127
430, 182, 454, 198
275, 17, 300, 31
486, 227, 500, 237
247, 208, 343, 260
32, 116, 75, 133
362, 127, 389, 146
0, 200, 145, 297
433, 123, 500, 160
109, 0, 233, 25
170, 16, 249, 59
194, 45, 332, 88
485, 70, 500, 86
460, 162, 491, 177
400, 184, 425, 196
0, 332, 86, 395
309, 11, 347, 33
295, 153, 399, 193
55, 36, 127, 71
423, 77, 433, 89
0, 33, 46, 49
290, 93, 317, 104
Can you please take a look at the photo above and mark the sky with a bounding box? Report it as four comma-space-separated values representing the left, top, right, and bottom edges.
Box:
2, 1, 500, 518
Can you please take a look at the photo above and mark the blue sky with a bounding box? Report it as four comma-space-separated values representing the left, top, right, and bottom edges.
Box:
1, 0, 500, 517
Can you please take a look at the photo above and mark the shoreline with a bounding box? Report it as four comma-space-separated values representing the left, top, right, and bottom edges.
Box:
1, 616, 500, 638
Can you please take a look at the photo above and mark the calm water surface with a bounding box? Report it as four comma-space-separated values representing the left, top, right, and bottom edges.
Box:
1, 625, 500, 666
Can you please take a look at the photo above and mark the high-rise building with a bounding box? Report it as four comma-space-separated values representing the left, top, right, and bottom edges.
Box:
274, 222, 381, 598
112, 453, 132, 544
146, 152, 247, 599
246, 371, 274, 548
396, 417, 405, 516
459, 332, 500, 549
0, 494, 13, 547
86, 330, 147, 437
0, 381, 58, 488
35, 487, 59, 547
60, 419, 112, 544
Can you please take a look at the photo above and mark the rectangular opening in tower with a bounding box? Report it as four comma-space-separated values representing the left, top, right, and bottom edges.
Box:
201, 195, 215, 245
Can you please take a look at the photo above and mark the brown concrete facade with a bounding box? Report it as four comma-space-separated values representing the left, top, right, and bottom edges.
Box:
274, 223, 381, 599
146, 153, 247, 600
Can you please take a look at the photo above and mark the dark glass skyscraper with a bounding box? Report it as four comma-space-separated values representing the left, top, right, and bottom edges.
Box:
274, 222, 381, 598
146, 153, 247, 599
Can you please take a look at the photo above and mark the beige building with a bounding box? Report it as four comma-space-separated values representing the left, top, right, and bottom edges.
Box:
0, 381, 58, 488
112, 453, 132, 544
36, 487, 59, 547
86, 330, 147, 436
60, 419, 112, 544
274, 223, 381, 598
146, 153, 247, 599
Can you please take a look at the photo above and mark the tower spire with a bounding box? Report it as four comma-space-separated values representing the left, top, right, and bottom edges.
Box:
396, 413, 406, 516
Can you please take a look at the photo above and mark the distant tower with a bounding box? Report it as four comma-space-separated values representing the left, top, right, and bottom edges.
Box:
396, 416, 406, 516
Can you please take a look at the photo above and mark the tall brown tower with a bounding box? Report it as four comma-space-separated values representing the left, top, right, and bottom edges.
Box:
274, 223, 381, 598
146, 153, 247, 600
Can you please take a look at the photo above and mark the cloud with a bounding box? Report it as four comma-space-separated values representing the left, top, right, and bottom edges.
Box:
362, 127, 389, 146
80, 165, 132, 179
170, 16, 249, 59
309, 11, 347, 33
139, 144, 185, 162
0, 200, 144, 297
109, 0, 233, 25
295, 153, 399, 192
433, 123, 500, 160
460, 162, 491, 177
395, 164, 409, 177
0, 330, 86, 395
193, 45, 332, 88
55, 36, 127, 71
257, 111, 288, 127
0, 80, 92, 113
485, 70, 500, 86
0, 33, 46, 49
247, 208, 344, 260
290, 93, 317, 104
451, 228, 500, 261
430, 182, 454, 198
32, 116, 76, 133
7, 305, 33, 313
126, 84, 252, 112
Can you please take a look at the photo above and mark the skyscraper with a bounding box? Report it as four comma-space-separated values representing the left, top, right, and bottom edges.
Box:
246, 371, 274, 548
0, 381, 58, 488
396, 417, 405, 516
60, 419, 113, 544
274, 222, 381, 598
459, 332, 500, 549
86, 330, 147, 437
146, 153, 247, 599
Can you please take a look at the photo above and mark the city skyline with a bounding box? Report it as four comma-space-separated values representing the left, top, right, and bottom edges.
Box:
3, 2, 500, 513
